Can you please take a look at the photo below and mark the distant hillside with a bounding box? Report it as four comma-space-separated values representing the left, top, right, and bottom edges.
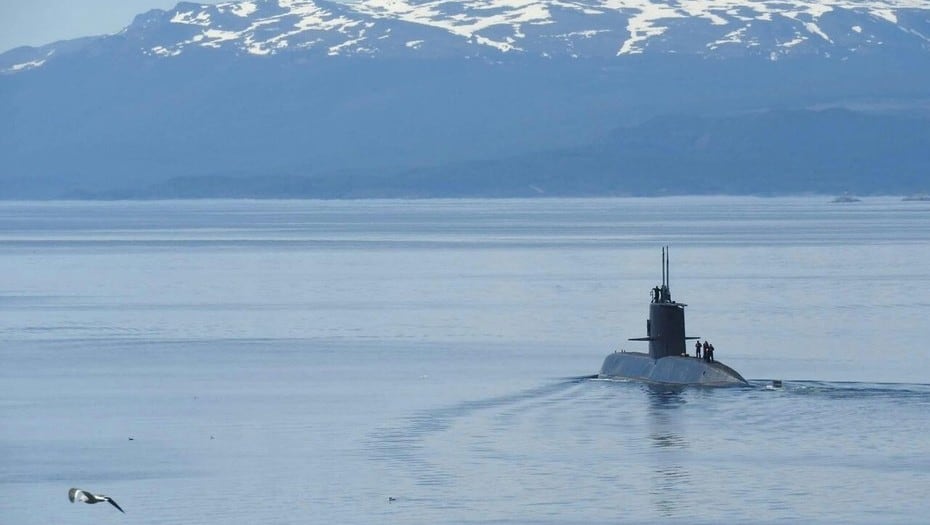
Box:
2, 0, 930, 198
379, 108, 930, 197
92, 108, 923, 199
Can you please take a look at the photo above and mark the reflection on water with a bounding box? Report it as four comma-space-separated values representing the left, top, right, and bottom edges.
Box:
645, 384, 688, 406
651, 466, 691, 518
646, 386, 688, 450
645, 385, 690, 518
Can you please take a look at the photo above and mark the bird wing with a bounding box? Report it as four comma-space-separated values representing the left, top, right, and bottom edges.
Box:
68, 488, 80, 502
105, 497, 126, 513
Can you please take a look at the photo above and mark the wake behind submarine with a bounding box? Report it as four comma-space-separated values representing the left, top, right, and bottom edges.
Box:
599, 248, 748, 386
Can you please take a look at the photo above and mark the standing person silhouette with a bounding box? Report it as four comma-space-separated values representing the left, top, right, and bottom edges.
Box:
695, 340, 702, 359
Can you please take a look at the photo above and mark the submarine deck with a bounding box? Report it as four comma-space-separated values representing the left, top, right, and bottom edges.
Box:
599, 351, 748, 386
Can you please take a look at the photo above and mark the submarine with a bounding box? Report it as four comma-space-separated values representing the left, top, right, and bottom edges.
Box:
599, 248, 748, 386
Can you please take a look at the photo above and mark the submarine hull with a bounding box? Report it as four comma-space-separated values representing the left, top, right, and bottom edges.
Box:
599, 351, 748, 386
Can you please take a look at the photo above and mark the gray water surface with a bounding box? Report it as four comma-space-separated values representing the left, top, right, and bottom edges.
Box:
1, 197, 928, 524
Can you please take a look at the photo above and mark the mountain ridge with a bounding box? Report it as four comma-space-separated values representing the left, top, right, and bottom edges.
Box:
4, 0, 930, 72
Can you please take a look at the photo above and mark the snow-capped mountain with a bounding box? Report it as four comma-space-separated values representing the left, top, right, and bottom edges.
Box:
3, 0, 930, 73
2, 0, 930, 198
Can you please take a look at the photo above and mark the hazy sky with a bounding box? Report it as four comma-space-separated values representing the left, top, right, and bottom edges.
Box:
0, 1, 222, 53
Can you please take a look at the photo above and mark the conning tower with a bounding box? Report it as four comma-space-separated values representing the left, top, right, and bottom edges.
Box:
630, 247, 696, 358
598, 246, 747, 386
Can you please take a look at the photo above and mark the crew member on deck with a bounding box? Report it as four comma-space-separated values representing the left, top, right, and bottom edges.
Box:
702, 341, 710, 361
708, 343, 715, 362
695, 340, 702, 359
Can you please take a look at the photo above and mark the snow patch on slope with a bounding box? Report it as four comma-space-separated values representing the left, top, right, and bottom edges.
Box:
2, 50, 55, 74
171, 10, 212, 26
148, 0, 930, 57
230, 1, 259, 17
601, 0, 928, 54
6, 58, 47, 72
355, 0, 559, 52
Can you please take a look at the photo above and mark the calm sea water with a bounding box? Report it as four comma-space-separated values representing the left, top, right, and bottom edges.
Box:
1, 197, 929, 524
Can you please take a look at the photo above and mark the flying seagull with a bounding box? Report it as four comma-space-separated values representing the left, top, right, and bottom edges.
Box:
68, 488, 125, 513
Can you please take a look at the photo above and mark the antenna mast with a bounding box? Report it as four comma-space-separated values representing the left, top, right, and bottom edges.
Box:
661, 247, 666, 288
665, 245, 670, 290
